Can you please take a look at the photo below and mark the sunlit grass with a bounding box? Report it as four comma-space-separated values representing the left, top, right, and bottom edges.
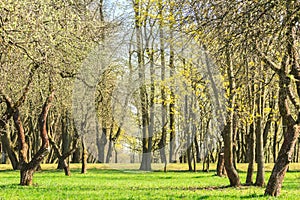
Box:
0, 163, 299, 199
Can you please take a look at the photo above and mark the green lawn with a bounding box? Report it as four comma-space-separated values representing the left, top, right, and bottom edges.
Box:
0, 163, 299, 199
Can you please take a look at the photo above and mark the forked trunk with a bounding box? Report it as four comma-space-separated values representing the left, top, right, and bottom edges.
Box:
63, 160, 71, 176
20, 166, 34, 186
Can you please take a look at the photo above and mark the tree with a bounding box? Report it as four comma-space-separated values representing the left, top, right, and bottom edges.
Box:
1, 77, 54, 185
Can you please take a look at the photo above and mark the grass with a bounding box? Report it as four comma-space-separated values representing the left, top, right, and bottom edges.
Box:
0, 163, 299, 199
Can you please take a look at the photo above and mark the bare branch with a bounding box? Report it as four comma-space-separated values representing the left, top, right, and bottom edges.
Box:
255, 42, 281, 75
15, 64, 40, 108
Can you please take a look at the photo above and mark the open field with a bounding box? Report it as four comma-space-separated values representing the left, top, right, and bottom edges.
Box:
0, 163, 299, 199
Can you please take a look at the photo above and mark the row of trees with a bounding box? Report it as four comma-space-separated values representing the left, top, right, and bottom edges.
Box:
0, 0, 299, 197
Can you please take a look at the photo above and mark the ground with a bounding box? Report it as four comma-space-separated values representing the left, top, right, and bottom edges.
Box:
0, 163, 299, 199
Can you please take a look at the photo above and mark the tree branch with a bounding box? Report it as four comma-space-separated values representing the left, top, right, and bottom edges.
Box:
255, 42, 282, 75
15, 64, 40, 108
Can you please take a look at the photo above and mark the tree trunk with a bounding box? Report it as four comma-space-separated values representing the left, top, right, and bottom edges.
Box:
223, 123, 240, 187
246, 122, 255, 185
18, 90, 54, 185
194, 135, 201, 163
114, 144, 118, 163
223, 45, 240, 187
255, 78, 265, 186
20, 166, 34, 186
106, 139, 113, 163
81, 137, 87, 174
106, 126, 114, 163
62, 159, 71, 176
265, 119, 299, 196
203, 153, 210, 172
169, 90, 176, 163
168, 0, 176, 164
273, 120, 279, 163
58, 114, 70, 169
145, 39, 154, 171
97, 127, 107, 163
264, 8, 300, 195
49, 130, 79, 176
133, 0, 151, 171
217, 147, 225, 177
1, 127, 19, 169
158, 0, 167, 170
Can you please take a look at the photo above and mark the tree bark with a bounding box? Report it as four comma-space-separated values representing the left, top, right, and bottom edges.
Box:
168, 8, 176, 163
246, 121, 255, 185
264, 4, 300, 195
223, 45, 240, 187
217, 147, 225, 177
106, 125, 114, 163
1, 124, 19, 169
133, 0, 151, 171
265, 117, 299, 196
194, 134, 201, 163
19, 91, 54, 185
57, 113, 70, 169
158, 0, 167, 170
81, 137, 87, 174
97, 127, 107, 163
255, 75, 265, 187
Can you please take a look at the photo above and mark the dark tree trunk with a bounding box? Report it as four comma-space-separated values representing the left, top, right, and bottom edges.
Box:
168, 0, 176, 164
169, 99, 176, 163
81, 137, 87, 174
273, 120, 279, 163
255, 83, 265, 187
236, 129, 241, 163
72, 148, 81, 163
265, 118, 299, 196
223, 123, 240, 187
194, 135, 201, 163
264, 8, 300, 195
158, 0, 167, 172
0, 114, 19, 169
217, 147, 225, 177
106, 140, 113, 163
49, 127, 79, 176
202, 153, 210, 172
187, 146, 193, 172
58, 114, 70, 169
97, 127, 107, 163
296, 138, 300, 162
20, 167, 34, 186
223, 46, 240, 187
106, 126, 114, 163
63, 160, 71, 176
114, 144, 118, 163
1, 128, 19, 170
184, 95, 193, 172
246, 122, 255, 185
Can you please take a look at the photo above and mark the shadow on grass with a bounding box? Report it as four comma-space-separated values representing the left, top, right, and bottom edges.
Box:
240, 194, 265, 199
0, 183, 24, 189
179, 185, 231, 191
0, 169, 16, 173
